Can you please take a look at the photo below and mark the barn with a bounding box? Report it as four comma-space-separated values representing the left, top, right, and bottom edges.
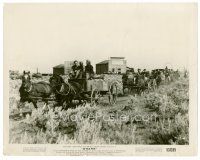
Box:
96, 57, 127, 74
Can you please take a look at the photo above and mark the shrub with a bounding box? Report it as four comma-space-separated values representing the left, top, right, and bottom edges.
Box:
147, 113, 189, 145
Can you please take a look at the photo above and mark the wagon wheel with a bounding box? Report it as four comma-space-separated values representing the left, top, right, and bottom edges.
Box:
90, 88, 100, 105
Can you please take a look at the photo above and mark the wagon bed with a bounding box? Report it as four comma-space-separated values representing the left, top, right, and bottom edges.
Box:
68, 78, 109, 92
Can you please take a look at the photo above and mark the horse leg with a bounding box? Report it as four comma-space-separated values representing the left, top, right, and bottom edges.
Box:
77, 94, 83, 105
108, 93, 112, 105
18, 99, 25, 109
31, 100, 38, 109
140, 89, 143, 96
123, 87, 126, 94
140, 88, 143, 96
154, 83, 156, 90
63, 96, 72, 110
81, 99, 86, 106
113, 94, 117, 104
70, 98, 76, 108
62, 100, 67, 110
129, 87, 132, 94
138, 89, 141, 96
60, 96, 69, 110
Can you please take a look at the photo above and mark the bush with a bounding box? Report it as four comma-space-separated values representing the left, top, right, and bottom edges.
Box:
144, 77, 189, 145
147, 113, 189, 145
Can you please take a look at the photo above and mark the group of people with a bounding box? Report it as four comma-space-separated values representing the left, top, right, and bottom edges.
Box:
123, 66, 181, 92
70, 60, 94, 79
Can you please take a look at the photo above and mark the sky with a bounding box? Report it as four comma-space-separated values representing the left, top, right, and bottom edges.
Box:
4, 3, 197, 73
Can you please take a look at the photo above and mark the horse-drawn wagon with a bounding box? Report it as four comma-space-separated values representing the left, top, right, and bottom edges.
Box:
122, 72, 151, 95
18, 72, 123, 110
66, 78, 106, 104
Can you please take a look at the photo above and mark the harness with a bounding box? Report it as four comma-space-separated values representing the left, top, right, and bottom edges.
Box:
55, 82, 76, 96
25, 83, 33, 92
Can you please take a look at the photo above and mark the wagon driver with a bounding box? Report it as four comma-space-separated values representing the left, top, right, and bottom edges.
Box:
72, 60, 80, 79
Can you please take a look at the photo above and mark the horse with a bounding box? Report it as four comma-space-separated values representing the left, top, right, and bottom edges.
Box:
19, 72, 52, 109
165, 73, 171, 84
49, 75, 87, 109
127, 75, 139, 96
148, 78, 157, 91
122, 73, 138, 95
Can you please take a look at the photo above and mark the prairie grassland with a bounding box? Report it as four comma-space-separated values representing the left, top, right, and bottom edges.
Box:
9, 77, 189, 144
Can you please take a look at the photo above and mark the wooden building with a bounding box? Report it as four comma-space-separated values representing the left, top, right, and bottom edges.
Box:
64, 61, 74, 75
53, 61, 81, 75
96, 57, 127, 74
53, 64, 64, 75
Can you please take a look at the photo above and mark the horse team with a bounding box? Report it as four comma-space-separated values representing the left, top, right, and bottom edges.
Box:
122, 67, 181, 95
19, 72, 92, 110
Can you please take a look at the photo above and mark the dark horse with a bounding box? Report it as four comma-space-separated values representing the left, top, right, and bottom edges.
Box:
19, 71, 52, 109
49, 75, 87, 109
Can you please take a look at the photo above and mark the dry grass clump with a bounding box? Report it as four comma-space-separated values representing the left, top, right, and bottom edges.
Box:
143, 77, 189, 144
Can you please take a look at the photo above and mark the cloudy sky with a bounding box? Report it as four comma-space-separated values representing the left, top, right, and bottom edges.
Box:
4, 3, 197, 73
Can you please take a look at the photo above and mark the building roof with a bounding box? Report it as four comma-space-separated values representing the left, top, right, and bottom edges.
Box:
110, 57, 125, 59
97, 57, 126, 65
53, 64, 64, 68
96, 60, 109, 65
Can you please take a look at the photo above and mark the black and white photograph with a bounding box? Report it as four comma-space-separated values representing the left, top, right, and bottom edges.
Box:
3, 3, 197, 156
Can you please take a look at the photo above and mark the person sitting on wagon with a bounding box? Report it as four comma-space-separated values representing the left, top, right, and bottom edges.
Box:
85, 60, 94, 79
72, 60, 81, 79
137, 69, 141, 75
141, 69, 147, 75
78, 61, 84, 79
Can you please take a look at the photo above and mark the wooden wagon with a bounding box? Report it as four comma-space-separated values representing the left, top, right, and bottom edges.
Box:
68, 78, 109, 104
68, 74, 122, 104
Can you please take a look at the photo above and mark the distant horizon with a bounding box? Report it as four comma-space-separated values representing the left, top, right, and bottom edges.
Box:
9, 56, 188, 74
